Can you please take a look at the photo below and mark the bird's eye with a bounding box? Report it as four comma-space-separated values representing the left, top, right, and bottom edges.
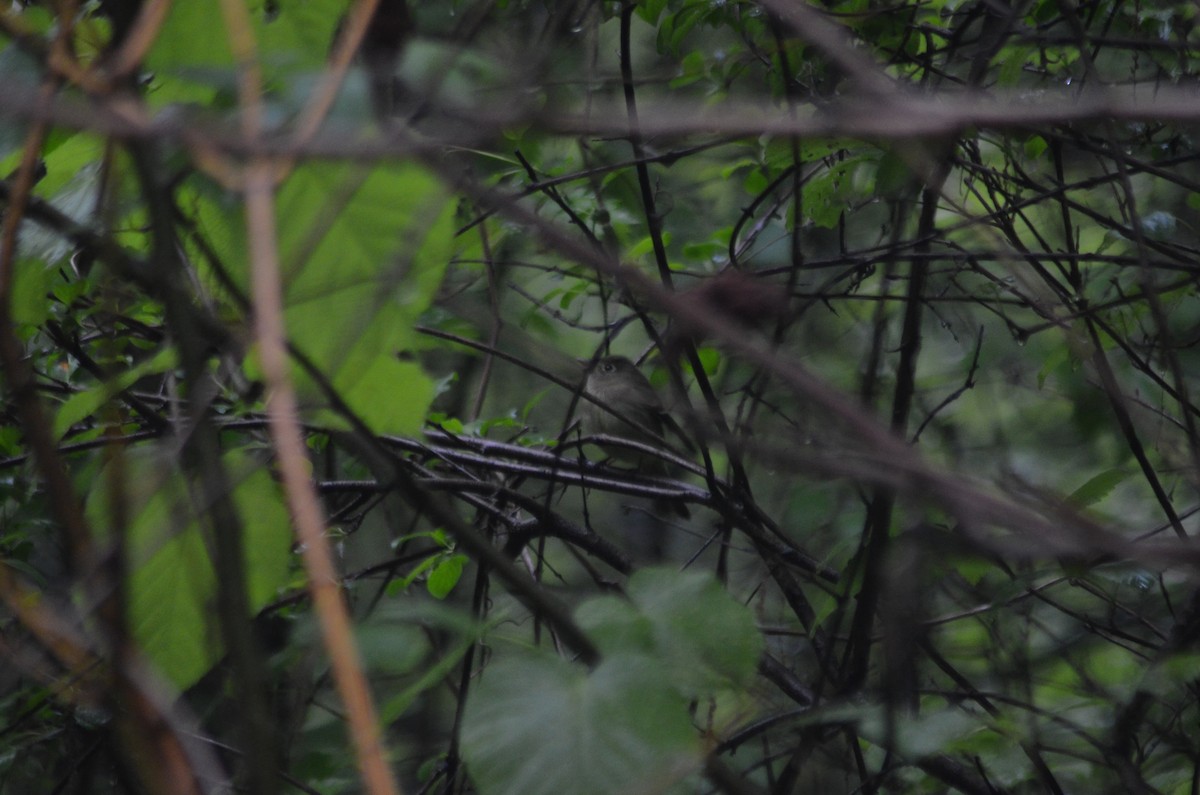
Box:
601, 362, 616, 373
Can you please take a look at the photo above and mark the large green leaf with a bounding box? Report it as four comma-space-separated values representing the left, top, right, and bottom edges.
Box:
145, 1, 238, 70
261, 0, 349, 70
461, 569, 763, 795
146, 1, 345, 72
461, 652, 702, 795
144, 0, 345, 105
86, 448, 293, 688
577, 567, 764, 697
10, 258, 56, 328
201, 161, 454, 434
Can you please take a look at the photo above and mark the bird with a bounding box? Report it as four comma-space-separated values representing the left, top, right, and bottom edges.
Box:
581, 356, 691, 518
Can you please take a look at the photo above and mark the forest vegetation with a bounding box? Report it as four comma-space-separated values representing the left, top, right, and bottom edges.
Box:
3, 0, 1200, 793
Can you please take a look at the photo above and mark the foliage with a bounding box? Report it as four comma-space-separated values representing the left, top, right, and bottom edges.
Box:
2, 1, 1200, 794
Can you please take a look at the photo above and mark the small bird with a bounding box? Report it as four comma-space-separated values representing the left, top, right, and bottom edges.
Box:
581, 356, 691, 517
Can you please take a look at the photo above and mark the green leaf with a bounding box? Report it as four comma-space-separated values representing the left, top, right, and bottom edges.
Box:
231, 457, 295, 609
742, 168, 767, 196
671, 50, 706, 88
0, 426, 22, 456
520, 389, 549, 422
695, 347, 721, 376
628, 232, 670, 258
203, 161, 454, 434
426, 554, 468, 599
458, 573, 746, 793
355, 623, 429, 678
438, 416, 465, 434
576, 567, 763, 696
1024, 135, 1048, 160
1068, 468, 1130, 508
10, 259, 55, 327
637, 0, 668, 25
86, 448, 292, 688
35, 132, 106, 200
804, 154, 867, 228
148, 0, 342, 72
260, 0, 346, 70
461, 652, 702, 795
323, 356, 435, 436
145, 1, 236, 71
388, 554, 438, 596
145, 0, 345, 107
379, 633, 475, 724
